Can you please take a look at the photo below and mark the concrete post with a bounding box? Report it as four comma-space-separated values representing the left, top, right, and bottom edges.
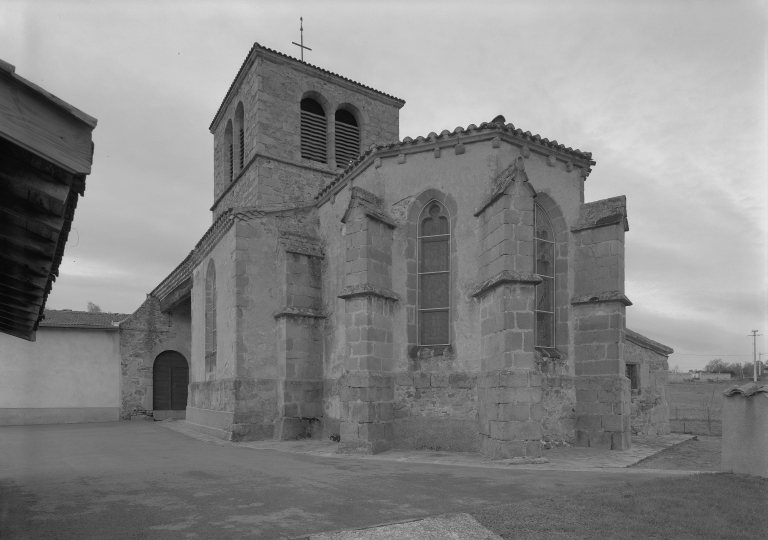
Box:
722, 383, 768, 478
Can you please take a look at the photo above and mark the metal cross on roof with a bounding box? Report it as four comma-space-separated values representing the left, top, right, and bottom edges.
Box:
292, 17, 312, 62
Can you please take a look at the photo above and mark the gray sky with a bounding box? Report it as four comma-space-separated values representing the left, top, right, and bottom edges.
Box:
2, 1, 766, 370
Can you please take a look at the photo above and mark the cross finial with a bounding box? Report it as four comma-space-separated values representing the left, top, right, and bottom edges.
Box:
292, 16, 312, 62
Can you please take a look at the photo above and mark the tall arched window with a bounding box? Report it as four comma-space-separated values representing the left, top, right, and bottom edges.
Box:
534, 204, 555, 348
224, 120, 234, 182
300, 98, 327, 163
334, 109, 359, 167
205, 259, 217, 374
418, 201, 451, 345
234, 102, 245, 171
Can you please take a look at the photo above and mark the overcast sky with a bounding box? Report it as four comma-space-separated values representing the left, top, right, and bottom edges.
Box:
2, 1, 765, 370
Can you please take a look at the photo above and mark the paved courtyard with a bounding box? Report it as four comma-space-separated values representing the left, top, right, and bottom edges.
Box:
1, 422, 690, 539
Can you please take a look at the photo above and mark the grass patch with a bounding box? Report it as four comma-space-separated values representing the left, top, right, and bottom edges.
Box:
630, 436, 721, 471
471, 473, 767, 539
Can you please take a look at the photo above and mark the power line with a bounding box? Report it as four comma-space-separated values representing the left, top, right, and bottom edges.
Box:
669, 353, 754, 357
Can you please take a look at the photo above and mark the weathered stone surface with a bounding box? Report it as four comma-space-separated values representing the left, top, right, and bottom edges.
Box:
625, 329, 672, 436
121, 43, 671, 457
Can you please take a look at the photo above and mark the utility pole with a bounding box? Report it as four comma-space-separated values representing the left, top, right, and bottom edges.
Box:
749, 330, 762, 382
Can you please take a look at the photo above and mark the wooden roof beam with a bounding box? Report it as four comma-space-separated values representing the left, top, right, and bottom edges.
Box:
0, 174, 69, 219
0, 208, 61, 243
0, 269, 49, 291
0, 288, 43, 308
0, 231, 58, 259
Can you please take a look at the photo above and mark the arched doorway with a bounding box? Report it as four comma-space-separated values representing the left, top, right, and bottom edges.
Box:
153, 351, 189, 420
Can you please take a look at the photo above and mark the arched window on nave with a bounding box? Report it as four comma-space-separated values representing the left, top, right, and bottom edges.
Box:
534, 204, 555, 348
418, 201, 451, 346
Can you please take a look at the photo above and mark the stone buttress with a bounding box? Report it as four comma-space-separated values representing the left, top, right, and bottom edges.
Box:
338, 188, 397, 454
273, 230, 326, 440
571, 196, 632, 450
472, 158, 544, 458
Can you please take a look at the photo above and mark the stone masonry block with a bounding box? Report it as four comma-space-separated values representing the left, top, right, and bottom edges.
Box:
575, 414, 602, 432
500, 403, 530, 422
499, 370, 529, 388
340, 421, 359, 441
376, 402, 394, 422
349, 402, 376, 422
395, 372, 413, 386
448, 373, 477, 388
413, 372, 430, 388
612, 431, 631, 450
431, 373, 449, 388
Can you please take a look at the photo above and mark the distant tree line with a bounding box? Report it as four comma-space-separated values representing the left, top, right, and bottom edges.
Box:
704, 358, 765, 379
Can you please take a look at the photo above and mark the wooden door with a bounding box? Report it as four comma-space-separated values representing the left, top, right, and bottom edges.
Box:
153, 351, 189, 410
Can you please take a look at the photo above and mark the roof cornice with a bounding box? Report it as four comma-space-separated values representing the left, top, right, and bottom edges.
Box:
209, 43, 405, 133
315, 123, 595, 207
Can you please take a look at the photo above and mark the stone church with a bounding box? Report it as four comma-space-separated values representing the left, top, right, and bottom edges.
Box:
120, 43, 673, 457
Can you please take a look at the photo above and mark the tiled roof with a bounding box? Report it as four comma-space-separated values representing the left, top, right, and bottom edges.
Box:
315, 118, 595, 202
40, 309, 130, 329
210, 42, 405, 131
723, 382, 768, 398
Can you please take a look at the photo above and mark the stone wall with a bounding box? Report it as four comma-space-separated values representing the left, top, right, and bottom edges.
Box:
570, 196, 632, 450
625, 329, 672, 436
210, 49, 403, 219
316, 137, 588, 456
119, 296, 191, 419
393, 371, 479, 452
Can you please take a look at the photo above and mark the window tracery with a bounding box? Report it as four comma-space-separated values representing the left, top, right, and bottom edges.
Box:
534, 204, 555, 348
418, 201, 450, 346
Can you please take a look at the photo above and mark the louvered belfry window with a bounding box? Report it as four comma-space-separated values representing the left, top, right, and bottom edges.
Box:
300, 98, 327, 163
229, 143, 234, 181
418, 202, 451, 346
534, 204, 555, 348
334, 109, 360, 167
239, 127, 244, 169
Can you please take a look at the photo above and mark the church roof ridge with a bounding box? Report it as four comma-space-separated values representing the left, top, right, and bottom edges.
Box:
315, 119, 596, 203
210, 42, 405, 131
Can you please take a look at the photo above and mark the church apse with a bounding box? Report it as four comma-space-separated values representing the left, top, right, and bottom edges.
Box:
121, 43, 672, 454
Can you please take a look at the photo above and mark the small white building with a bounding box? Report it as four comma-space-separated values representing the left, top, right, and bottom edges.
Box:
0, 310, 128, 425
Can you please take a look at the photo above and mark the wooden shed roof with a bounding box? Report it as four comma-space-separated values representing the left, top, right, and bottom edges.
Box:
0, 59, 96, 341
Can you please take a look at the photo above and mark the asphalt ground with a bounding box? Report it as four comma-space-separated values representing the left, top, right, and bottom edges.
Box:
1, 422, 684, 539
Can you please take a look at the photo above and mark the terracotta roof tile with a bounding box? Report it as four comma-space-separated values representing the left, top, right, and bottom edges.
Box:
723, 383, 768, 397
40, 309, 130, 329
315, 118, 595, 202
